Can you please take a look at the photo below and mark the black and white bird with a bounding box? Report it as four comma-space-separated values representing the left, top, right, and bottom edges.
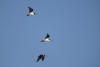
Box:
37, 54, 45, 62
40, 33, 51, 42
27, 7, 35, 16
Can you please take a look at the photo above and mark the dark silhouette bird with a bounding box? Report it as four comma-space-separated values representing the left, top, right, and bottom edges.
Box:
40, 33, 51, 42
37, 54, 45, 62
27, 7, 35, 16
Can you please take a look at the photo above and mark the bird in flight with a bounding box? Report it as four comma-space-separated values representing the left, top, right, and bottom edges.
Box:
27, 7, 35, 16
37, 54, 45, 62
40, 33, 51, 42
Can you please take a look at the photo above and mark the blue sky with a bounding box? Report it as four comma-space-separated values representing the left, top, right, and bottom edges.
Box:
0, 0, 100, 67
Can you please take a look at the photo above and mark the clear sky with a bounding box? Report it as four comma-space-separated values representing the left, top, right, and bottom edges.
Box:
0, 0, 100, 67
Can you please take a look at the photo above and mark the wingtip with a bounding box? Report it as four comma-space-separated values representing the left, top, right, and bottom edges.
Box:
39, 40, 42, 42
28, 7, 30, 8
27, 14, 30, 16
46, 33, 49, 35
40, 40, 44, 42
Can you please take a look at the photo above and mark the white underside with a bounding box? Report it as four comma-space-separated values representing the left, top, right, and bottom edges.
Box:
44, 38, 51, 42
30, 12, 34, 15
27, 12, 35, 16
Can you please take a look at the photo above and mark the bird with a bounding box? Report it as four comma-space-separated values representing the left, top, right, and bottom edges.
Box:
40, 33, 51, 42
37, 54, 45, 62
27, 7, 35, 16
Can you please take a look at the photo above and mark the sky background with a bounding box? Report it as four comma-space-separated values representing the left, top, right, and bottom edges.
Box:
0, 0, 100, 67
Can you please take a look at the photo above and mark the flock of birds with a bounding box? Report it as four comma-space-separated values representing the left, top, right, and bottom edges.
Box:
27, 7, 51, 62
36, 33, 51, 62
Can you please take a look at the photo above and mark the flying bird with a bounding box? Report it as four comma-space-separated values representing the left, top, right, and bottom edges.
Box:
37, 54, 45, 62
40, 33, 51, 42
27, 7, 35, 16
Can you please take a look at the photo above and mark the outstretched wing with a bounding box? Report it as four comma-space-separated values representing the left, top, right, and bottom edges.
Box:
42, 55, 45, 61
45, 33, 50, 39
37, 56, 41, 62
28, 7, 33, 12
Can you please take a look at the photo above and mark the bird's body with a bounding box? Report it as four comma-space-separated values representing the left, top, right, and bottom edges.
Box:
40, 33, 51, 42
27, 12, 35, 16
27, 7, 35, 16
37, 54, 45, 62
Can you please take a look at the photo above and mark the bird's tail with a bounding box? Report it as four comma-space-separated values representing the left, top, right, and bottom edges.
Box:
27, 13, 30, 16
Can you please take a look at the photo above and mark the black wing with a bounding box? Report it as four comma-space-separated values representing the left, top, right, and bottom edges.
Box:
42, 55, 45, 61
37, 55, 41, 62
45, 33, 50, 39
28, 7, 33, 12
